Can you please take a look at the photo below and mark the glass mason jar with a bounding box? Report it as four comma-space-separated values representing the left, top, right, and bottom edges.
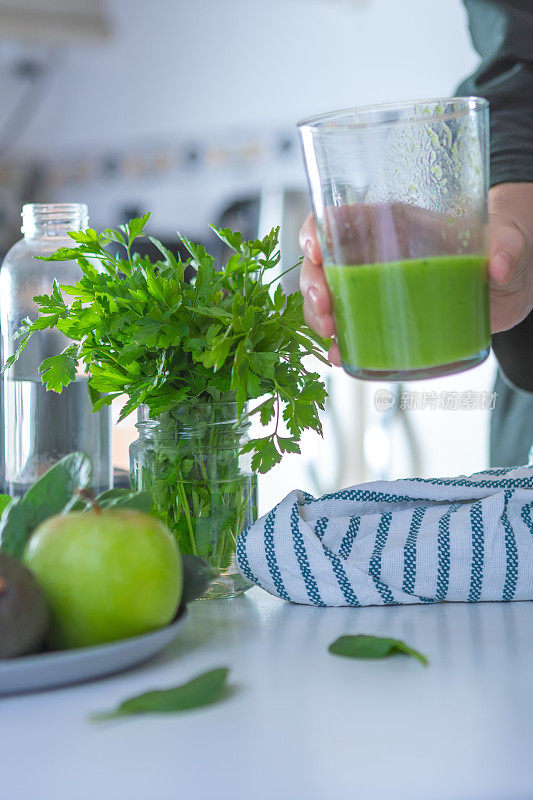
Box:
0, 203, 112, 495
130, 402, 257, 600
299, 97, 490, 381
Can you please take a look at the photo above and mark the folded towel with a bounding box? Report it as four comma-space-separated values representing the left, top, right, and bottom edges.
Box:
237, 466, 533, 606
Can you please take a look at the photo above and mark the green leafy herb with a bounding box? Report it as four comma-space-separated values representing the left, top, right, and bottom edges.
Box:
6, 214, 328, 471
91, 667, 230, 721
328, 635, 428, 666
5, 215, 329, 574
0, 453, 92, 558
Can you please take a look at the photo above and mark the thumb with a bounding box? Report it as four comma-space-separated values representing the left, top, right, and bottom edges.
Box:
488, 213, 526, 285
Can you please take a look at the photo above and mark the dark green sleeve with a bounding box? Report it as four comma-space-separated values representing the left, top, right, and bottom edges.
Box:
458, 0, 533, 393
492, 313, 533, 392
457, 0, 533, 187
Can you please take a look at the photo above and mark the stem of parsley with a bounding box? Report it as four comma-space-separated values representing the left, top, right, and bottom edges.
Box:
175, 466, 197, 556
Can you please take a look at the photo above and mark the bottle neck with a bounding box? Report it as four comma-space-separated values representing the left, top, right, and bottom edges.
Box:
21, 203, 89, 240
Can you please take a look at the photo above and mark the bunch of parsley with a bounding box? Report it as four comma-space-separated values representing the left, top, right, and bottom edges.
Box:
6, 213, 329, 569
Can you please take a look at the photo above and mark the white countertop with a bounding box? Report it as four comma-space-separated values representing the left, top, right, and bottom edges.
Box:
2, 587, 533, 800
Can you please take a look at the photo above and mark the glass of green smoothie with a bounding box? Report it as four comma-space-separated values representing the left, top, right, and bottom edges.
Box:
298, 97, 490, 380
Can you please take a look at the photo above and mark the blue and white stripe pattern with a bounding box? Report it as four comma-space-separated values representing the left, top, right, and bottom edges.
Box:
236, 466, 533, 607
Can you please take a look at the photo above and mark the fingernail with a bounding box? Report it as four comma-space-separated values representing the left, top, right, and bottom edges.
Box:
304, 239, 314, 260
307, 286, 319, 305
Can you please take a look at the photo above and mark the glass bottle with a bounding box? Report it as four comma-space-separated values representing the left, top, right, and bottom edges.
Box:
0, 203, 112, 495
130, 402, 257, 599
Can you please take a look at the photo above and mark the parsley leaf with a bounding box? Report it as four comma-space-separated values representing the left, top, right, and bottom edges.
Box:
39, 350, 78, 392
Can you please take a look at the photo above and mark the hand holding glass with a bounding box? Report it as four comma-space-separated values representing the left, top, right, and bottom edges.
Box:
299, 97, 490, 381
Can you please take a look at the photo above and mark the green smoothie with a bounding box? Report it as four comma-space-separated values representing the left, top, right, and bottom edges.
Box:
325, 254, 490, 374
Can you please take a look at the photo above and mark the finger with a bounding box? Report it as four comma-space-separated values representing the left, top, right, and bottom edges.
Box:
328, 341, 341, 367
488, 214, 526, 285
298, 214, 322, 264
300, 255, 331, 314
303, 304, 336, 338
300, 260, 335, 338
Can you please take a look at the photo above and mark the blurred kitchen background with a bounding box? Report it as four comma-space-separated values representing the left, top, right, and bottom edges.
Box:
0, 0, 497, 513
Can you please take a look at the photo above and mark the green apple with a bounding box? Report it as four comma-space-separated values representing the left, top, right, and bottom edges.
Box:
24, 509, 183, 650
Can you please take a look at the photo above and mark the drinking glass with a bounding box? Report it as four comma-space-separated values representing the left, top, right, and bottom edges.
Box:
298, 97, 490, 380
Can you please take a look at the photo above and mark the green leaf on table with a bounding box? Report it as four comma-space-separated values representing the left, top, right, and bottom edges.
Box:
180, 554, 218, 605
91, 667, 230, 721
328, 635, 428, 666
0, 453, 92, 559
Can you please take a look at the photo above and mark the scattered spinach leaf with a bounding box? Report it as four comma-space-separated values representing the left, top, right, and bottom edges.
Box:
0, 453, 92, 558
91, 667, 230, 721
0, 455, 156, 559
328, 635, 428, 666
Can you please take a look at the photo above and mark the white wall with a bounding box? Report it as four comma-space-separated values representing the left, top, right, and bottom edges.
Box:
4, 0, 480, 237
13, 0, 478, 157
12, 0, 475, 154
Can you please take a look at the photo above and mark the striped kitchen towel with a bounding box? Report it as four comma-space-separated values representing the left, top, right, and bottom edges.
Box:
236, 465, 533, 606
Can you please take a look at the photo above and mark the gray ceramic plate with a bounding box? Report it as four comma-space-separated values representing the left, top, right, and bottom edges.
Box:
0, 609, 188, 696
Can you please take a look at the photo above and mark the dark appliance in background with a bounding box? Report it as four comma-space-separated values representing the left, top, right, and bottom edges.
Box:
118, 205, 201, 280
210, 195, 261, 267
212, 190, 308, 294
